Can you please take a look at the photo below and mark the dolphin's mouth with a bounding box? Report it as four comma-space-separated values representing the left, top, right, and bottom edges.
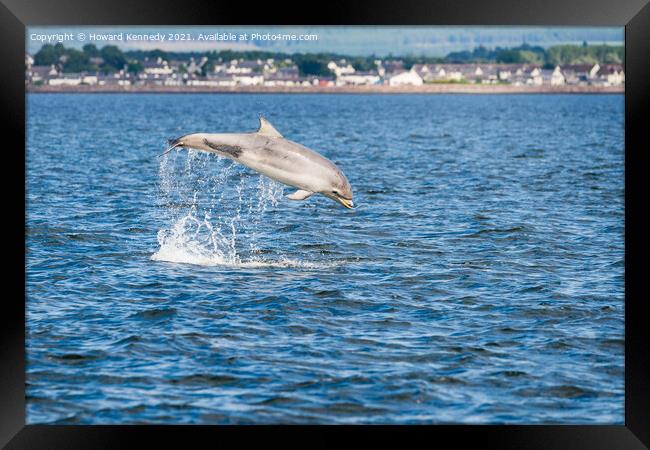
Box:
338, 197, 354, 209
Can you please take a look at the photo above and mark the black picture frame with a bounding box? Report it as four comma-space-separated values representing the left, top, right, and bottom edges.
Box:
2, 0, 648, 447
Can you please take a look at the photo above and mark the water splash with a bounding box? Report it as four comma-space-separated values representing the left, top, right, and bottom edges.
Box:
151, 150, 291, 267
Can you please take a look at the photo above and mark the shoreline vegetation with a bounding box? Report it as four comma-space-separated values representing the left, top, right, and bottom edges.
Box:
27, 84, 623, 94
31, 43, 624, 75
27, 42, 624, 94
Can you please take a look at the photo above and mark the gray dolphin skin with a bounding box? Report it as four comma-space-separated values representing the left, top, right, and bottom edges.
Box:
163, 117, 354, 209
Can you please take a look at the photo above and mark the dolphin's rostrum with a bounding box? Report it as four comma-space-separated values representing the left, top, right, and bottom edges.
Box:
163, 117, 354, 209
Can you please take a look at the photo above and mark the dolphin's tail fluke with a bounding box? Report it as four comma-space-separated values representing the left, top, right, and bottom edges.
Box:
159, 138, 183, 157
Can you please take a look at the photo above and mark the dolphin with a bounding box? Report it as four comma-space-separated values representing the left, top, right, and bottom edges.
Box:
163, 117, 354, 209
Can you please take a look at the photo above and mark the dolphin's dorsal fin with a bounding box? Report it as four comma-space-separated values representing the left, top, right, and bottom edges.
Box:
257, 116, 283, 138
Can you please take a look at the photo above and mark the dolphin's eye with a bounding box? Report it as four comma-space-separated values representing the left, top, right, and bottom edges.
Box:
332, 190, 339, 196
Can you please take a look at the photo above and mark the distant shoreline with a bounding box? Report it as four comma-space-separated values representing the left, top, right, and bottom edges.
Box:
27, 84, 624, 95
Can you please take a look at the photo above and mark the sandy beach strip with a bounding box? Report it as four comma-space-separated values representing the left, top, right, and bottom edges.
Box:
27, 84, 624, 94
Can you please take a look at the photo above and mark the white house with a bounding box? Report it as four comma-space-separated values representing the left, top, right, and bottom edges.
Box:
607, 70, 624, 85
412, 64, 437, 81
97, 71, 131, 86
387, 69, 423, 86
551, 66, 565, 85
527, 67, 543, 86
28, 64, 59, 84
189, 75, 236, 87
223, 59, 261, 75
328, 60, 356, 77
143, 57, 174, 77
602, 66, 624, 85
233, 74, 264, 86
412, 64, 465, 83
498, 70, 511, 81
336, 71, 380, 86
443, 66, 464, 82
49, 75, 82, 86
82, 75, 98, 85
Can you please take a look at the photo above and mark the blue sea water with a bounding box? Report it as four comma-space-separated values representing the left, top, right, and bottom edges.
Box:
26, 93, 624, 424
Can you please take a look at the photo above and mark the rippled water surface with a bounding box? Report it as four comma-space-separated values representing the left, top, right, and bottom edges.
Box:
26, 93, 624, 424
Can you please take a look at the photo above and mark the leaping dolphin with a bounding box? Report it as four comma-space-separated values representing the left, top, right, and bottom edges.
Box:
163, 117, 354, 209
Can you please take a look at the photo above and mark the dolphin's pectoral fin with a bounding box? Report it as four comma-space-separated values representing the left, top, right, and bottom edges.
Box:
287, 189, 314, 201
257, 117, 283, 138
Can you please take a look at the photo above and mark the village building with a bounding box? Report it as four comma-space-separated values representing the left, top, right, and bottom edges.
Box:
412, 64, 463, 82
142, 57, 173, 77
81, 75, 98, 85
525, 67, 543, 86
476, 66, 500, 84
233, 74, 264, 86
327, 60, 356, 77
549, 66, 566, 85
215, 59, 266, 76
48, 74, 82, 86
380, 60, 405, 77
441, 66, 464, 82
263, 68, 301, 87
97, 71, 132, 86
600, 65, 625, 86
557, 64, 606, 85
336, 71, 380, 86
315, 76, 336, 87
386, 69, 423, 86
188, 74, 236, 87
27, 64, 59, 84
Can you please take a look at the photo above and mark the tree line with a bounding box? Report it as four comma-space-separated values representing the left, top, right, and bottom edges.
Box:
33, 42, 624, 76
33, 43, 143, 74
445, 43, 623, 66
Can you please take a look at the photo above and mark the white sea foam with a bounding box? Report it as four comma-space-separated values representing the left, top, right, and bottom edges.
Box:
151, 150, 337, 270
151, 247, 340, 269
